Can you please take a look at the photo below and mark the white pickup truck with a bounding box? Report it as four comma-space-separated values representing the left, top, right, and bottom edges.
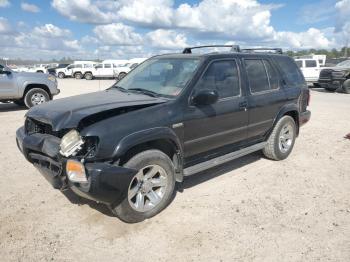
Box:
295, 58, 322, 85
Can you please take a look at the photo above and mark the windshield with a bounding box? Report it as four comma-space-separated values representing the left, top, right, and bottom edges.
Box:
115, 58, 201, 97
336, 60, 350, 67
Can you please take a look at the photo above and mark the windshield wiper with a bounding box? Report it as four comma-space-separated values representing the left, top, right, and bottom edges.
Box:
110, 85, 128, 92
128, 88, 160, 97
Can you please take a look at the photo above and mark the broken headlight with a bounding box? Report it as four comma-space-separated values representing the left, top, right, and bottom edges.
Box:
59, 129, 84, 157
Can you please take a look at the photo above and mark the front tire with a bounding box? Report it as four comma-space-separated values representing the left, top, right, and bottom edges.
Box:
111, 150, 176, 223
263, 116, 296, 161
24, 88, 50, 108
57, 72, 65, 79
342, 79, 350, 94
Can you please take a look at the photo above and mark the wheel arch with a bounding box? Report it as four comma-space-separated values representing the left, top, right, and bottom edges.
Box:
268, 104, 300, 138
23, 83, 52, 99
113, 127, 184, 182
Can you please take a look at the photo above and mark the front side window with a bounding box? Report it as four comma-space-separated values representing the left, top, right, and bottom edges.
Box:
305, 60, 317, 68
75, 64, 82, 68
104, 64, 112, 68
95, 64, 103, 69
116, 58, 201, 97
195, 60, 240, 99
67, 65, 75, 70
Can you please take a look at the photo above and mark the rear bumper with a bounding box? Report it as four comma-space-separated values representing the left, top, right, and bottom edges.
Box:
16, 127, 137, 205
299, 110, 311, 126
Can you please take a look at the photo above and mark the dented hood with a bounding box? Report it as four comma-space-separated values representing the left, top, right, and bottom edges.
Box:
26, 89, 167, 131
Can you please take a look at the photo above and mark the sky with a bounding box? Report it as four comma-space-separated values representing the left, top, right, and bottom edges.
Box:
0, 0, 349, 60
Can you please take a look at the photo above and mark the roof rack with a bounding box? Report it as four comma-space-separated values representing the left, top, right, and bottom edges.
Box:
182, 45, 241, 54
241, 48, 283, 54
182, 45, 283, 54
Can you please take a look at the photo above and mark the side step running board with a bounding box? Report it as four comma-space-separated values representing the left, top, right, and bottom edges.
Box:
183, 142, 266, 176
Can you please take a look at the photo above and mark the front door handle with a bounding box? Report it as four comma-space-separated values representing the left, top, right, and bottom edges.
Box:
239, 101, 248, 108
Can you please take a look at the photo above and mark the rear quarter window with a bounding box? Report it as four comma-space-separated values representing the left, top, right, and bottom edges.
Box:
273, 56, 305, 87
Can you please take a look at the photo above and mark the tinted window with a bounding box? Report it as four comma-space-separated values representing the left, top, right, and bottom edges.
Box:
84, 64, 93, 68
95, 64, 103, 69
67, 65, 75, 69
295, 60, 302, 68
196, 60, 240, 99
264, 60, 279, 90
75, 64, 82, 68
104, 64, 112, 68
273, 56, 305, 86
305, 60, 317, 68
245, 59, 270, 93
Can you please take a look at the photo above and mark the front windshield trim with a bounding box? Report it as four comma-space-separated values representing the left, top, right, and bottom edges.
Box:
116, 57, 202, 98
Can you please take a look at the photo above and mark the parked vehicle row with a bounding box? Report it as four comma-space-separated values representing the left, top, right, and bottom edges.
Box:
55, 58, 147, 80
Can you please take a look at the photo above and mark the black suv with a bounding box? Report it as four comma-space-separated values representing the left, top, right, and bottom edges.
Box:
16, 45, 311, 223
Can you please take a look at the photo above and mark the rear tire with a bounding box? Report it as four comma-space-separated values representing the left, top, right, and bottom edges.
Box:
24, 88, 50, 108
342, 79, 350, 94
111, 150, 176, 223
84, 72, 93, 80
263, 116, 296, 161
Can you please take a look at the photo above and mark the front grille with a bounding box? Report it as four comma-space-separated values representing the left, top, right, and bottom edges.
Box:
319, 69, 332, 79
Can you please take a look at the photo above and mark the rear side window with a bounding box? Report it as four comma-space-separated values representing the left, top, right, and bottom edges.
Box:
273, 56, 305, 87
244, 59, 278, 93
305, 60, 317, 68
104, 64, 112, 68
196, 60, 240, 99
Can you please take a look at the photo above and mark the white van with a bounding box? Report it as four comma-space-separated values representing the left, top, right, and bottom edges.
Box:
295, 58, 322, 85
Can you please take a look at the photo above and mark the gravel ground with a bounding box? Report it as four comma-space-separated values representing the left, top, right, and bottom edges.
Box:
0, 79, 349, 261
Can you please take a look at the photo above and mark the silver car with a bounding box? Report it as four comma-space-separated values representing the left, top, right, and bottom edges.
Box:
0, 64, 60, 108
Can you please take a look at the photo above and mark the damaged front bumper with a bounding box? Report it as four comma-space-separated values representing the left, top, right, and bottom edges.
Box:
16, 126, 137, 206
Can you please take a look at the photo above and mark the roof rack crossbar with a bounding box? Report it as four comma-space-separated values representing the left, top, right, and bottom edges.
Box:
182, 45, 241, 54
240, 48, 283, 54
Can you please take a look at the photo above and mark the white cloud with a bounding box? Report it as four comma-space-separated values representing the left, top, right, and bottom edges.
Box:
0, 0, 10, 8
0, 17, 12, 34
21, 2, 40, 13
93, 23, 142, 45
146, 29, 188, 49
275, 28, 333, 49
118, 0, 174, 27
51, 0, 119, 24
335, 0, 350, 38
33, 24, 71, 38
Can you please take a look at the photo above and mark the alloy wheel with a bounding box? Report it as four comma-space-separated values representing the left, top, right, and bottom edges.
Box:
128, 165, 168, 212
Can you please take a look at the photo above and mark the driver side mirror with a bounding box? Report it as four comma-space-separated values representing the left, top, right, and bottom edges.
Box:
192, 89, 219, 106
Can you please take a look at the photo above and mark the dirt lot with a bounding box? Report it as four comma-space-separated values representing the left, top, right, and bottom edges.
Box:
0, 79, 349, 261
